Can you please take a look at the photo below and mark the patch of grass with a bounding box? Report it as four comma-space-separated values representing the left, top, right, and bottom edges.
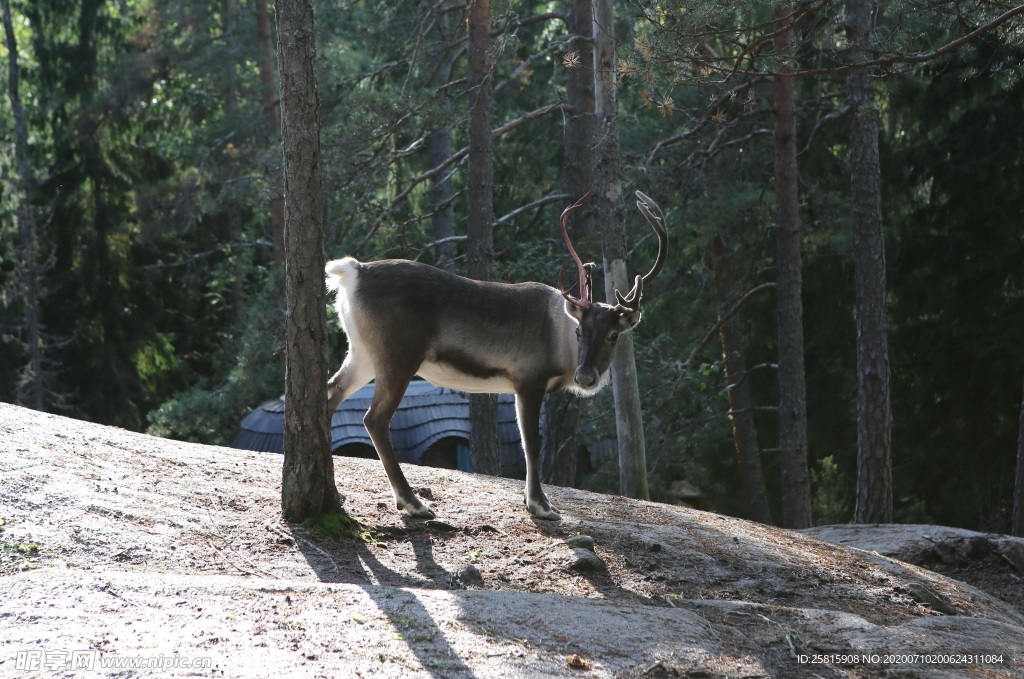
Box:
407, 631, 434, 643
3, 541, 39, 555
300, 512, 386, 547
302, 512, 354, 538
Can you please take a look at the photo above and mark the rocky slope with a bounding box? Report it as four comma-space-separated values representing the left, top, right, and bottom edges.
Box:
2, 403, 1022, 677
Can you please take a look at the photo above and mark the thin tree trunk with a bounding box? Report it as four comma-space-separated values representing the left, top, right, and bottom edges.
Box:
595, 0, 648, 500
712, 235, 773, 524
256, 0, 286, 268
466, 0, 500, 476
2, 0, 43, 412
276, 0, 340, 521
1011, 380, 1024, 537
228, 205, 246, 326
542, 0, 598, 488
562, 0, 596, 242
773, 4, 812, 528
541, 394, 582, 486
427, 2, 456, 271
847, 0, 893, 524
224, 0, 247, 328
428, 128, 456, 271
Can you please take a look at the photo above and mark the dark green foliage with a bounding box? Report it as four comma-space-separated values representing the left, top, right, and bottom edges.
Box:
146, 270, 284, 444
2, 0, 1023, 531
811, 455, 853, 525
886, 37, 1024, 530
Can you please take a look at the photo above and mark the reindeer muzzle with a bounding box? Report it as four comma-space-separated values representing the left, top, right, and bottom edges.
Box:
574, 366, 599, 389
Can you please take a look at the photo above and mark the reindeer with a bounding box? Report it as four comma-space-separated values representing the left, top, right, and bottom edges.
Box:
325, 191, 667, 521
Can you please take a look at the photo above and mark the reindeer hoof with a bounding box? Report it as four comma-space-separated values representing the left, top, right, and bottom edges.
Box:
411, 506, 436, 519
526, 498, 561, 521
398, 498, 435, 519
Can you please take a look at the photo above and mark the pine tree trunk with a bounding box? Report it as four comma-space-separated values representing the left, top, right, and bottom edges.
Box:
541, 393, 582, 485
3, 0, 44, 412
276, 0, 340, 521
595, 0, 648, 500
1011, 380, 1024, 537
224, 0, 247, 328
256, 0, 286, 268
562, 0, 596, 242
466, 0, 501, 476
541, 0, 598, 488
847, 0, 893, 524
428, 4, 456, 272
712, 236, 773, 524
773, 4, 812, 528
429, 127, 456, 271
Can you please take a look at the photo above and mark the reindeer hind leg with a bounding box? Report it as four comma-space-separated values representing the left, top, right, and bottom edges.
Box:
327, 352, 374, 415
363, 367, 435, 519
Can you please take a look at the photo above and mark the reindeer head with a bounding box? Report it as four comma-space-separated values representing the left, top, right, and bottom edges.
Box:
559, 190, 668, 390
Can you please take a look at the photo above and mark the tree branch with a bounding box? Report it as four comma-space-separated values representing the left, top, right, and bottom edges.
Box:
493, 12, 567, 37
728, 361, 779, 390
495, 192, 571, 225
681, 282, 776, 370
360, 103, 573, 246
644, 78, 765, 164
710, 3, 1024, 81
143, 241, 273, 270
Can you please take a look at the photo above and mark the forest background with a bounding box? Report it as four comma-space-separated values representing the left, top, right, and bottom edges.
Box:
2, 0, 1023, 533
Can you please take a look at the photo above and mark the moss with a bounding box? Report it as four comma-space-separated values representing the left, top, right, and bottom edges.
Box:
301, 511, 384, 546
302, 512, 356, 538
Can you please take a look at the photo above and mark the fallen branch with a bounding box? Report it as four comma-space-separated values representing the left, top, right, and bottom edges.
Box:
207, 539, 279, 579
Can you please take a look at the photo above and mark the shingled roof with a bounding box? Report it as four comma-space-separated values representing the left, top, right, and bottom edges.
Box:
228, 380, 522, 475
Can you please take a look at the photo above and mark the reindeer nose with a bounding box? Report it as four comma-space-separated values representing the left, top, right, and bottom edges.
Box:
574, 367, 597, 388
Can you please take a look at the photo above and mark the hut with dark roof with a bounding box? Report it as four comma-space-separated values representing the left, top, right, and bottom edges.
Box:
228, 380, 524, 477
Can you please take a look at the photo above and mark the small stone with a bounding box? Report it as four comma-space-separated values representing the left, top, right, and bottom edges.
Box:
425, 519, 457, 532
564, 534, 595, 551
997, 540, 1024, 573
455, 564, 484, 588
567, 547, 606, 573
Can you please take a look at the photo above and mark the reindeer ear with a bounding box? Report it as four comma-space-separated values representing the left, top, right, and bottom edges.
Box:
616, 308, 641, 331
564, 298, 587, 322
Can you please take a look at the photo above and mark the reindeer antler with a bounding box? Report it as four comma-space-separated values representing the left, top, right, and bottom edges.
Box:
634, 190, 668, 286
614, 191, 668, 311
559, 189, 593, 310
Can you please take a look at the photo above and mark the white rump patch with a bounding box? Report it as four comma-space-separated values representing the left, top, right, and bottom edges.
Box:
325, 257, 360, 293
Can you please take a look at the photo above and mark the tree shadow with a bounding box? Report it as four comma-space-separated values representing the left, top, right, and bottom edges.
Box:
284, 499, 663, 676
287, 515, 473, 677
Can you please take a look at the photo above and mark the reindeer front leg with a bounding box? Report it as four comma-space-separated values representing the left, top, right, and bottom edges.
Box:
515, 388, 561, 521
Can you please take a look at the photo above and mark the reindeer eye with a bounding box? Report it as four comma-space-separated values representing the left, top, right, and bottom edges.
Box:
608, 331, 619, 343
